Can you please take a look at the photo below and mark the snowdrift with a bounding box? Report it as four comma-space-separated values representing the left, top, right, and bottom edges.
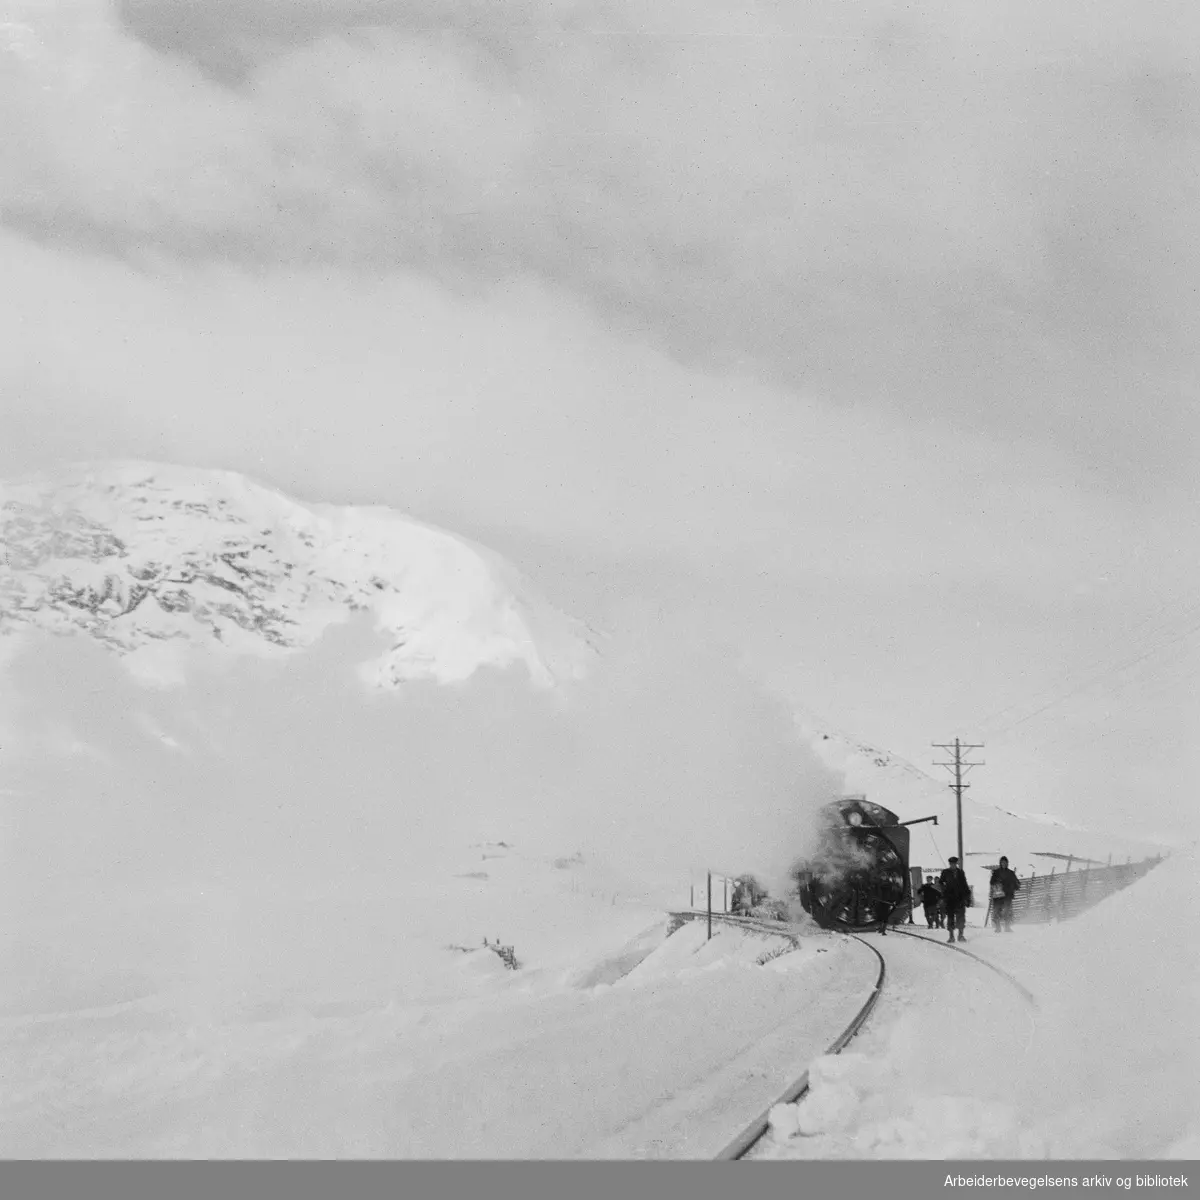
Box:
762, 848, 1199, 1159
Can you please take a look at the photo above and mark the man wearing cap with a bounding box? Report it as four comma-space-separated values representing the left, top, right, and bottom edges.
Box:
938, 857, 971, 943
916, 876, 943, 928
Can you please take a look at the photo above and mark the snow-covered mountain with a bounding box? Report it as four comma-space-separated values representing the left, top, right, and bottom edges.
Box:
0, 458, 821, 980
0, 459, 1185, 1159
0, 461, 596, 688
0, 460, 1165, 884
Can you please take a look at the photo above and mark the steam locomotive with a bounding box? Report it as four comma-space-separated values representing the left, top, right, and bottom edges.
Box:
794, 797, 916, 932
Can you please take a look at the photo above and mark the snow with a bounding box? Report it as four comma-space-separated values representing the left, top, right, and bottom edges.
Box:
755, 848, 1199, 1160
0, 512, 846, 1156
8, 846, 1190, 1159
768, 1101, 803, 1139
0, 462, 1191, 1160
0, 879, 878, 1157
0, 460, 595, 688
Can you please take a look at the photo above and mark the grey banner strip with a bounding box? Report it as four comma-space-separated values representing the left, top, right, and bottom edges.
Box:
0, 1160, 1192, 1200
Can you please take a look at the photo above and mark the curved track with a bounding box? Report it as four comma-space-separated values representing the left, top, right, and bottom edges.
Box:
713, 930, 885, 1160
891, 925, 1038, 1007
713, 918, 1038, 1160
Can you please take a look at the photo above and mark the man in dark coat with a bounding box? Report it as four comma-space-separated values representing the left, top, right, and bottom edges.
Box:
989, 856, 1021, 932
938, 857, 971, 943
917, 876, 942, 928
870, 890, 896, 935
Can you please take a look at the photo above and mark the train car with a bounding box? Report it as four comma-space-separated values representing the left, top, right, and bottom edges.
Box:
794, 797, 914, 932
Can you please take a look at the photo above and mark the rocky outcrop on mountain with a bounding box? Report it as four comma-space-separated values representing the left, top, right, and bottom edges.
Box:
0, 461, 596, 687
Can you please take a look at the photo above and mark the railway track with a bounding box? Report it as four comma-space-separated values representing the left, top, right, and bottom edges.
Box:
890, 925, 1039, 1008
679, 913, 1038, 1161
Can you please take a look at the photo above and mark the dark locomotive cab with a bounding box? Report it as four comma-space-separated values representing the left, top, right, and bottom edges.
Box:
795, 797, 916, 932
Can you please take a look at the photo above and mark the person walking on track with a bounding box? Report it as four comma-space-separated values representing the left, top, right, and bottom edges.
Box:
939, 857, 971, 943
917, 876, 942, 928
989, 856, 1021, 933
871, 890, 896, 935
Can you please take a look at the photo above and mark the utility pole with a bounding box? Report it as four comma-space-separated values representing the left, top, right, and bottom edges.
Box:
932, 738, 984, 866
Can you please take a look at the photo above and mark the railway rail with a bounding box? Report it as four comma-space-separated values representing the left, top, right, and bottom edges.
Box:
665, 912, 1039, 1161
891, 925, 1039, 1008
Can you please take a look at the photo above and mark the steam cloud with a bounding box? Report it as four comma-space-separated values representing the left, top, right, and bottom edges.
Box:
0, 614, 842, 1006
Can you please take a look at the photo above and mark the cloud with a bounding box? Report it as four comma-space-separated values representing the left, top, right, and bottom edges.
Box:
0, 228, 1157, 603
0, 1, 1195, 851
2, 0, 1197, 484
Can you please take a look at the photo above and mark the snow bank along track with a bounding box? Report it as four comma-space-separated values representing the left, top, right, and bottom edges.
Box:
663, 913, 1037, 1160
665, 909, 805, 946
712, 929, 885, 1160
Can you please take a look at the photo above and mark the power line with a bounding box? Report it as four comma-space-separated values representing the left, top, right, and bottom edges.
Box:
922, 819, 947, 868
969, 594, 1200, 736
984, 617, 1200, 741
1020, 662, 1200, 758
932, 738, 984, 865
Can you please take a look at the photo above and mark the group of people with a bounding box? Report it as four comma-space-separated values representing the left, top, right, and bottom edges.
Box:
915, 856, 1021, 941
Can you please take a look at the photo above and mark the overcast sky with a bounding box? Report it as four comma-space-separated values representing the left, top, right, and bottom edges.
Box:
1, 0, 1197, 843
